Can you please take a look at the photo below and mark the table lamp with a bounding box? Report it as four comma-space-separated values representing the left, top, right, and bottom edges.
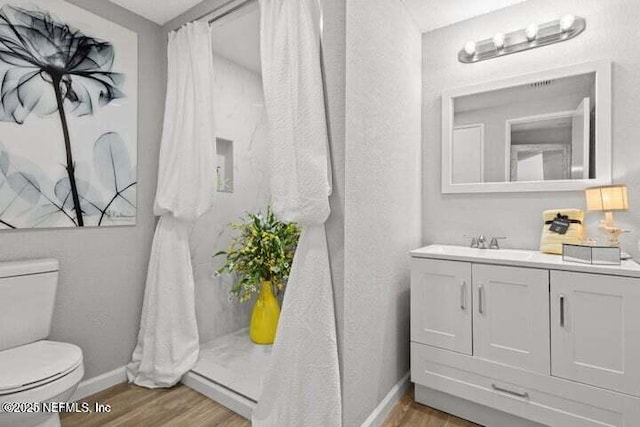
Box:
585, 184, 629, 247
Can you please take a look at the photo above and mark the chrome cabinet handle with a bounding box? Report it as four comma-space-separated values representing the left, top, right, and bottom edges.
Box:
460, 281, 467, 310
478, 284, 484, 314
492, 383, 529, 398
560, 294, 566, 327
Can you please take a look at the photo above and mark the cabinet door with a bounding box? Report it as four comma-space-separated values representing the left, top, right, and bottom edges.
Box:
411, 259, 472, 355
551, 271, 640, 396
473, 264, 550, 374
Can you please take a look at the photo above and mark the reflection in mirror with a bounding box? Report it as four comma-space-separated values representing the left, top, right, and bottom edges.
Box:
452, 72, 595, 184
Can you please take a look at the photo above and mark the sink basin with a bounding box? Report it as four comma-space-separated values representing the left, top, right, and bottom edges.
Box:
422, 245, 535, 261
485, 249, 535, 261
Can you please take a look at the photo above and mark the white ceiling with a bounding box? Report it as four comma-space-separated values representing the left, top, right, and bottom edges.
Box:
401, 0, 529, 32
108, 0, 203, 25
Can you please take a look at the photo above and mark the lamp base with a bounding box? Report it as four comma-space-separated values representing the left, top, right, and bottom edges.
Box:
603, 225, 623, 247
599, 215, 626, 247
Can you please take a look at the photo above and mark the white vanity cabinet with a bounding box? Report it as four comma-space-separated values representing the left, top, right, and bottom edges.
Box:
410, 245, 640, 427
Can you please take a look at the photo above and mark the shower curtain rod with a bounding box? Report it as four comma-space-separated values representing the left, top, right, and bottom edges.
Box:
191, 0, 257, 25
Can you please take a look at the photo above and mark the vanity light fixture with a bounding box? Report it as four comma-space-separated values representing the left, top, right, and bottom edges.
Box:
459, 15, 586, 64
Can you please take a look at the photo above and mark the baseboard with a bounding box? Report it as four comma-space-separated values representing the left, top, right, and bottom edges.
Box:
182, 371, 255, 420
71, 366, 128, 401
361, 372, 410, 427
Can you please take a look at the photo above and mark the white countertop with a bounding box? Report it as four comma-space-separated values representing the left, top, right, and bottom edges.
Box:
410, 244, 640, 278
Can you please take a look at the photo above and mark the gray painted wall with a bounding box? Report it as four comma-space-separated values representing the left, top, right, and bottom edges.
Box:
317, 0, 347, 408
423, 0, 640, 259
0, 0, 165, 380
344, 0, 422, 425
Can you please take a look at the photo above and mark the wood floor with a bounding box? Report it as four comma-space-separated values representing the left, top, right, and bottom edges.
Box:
383, 386, 480, 427
62, 383, 479, 427
61, 383, 250, 427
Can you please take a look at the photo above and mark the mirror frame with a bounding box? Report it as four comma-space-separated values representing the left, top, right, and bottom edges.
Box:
441, 60, 612, 194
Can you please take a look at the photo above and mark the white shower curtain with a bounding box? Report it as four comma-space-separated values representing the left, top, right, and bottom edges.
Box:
127, 22, 215, 388
253, 0, 342, 425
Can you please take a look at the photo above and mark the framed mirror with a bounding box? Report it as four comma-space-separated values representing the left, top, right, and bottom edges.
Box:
442, 60, 611, 193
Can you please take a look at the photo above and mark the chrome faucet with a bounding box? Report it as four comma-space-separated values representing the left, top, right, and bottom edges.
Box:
467, 235, 506, 249
489, 236, 507, 250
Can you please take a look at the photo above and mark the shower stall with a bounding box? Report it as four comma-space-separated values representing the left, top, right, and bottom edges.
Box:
182, 0, 271, 417
135, 1, 341, 424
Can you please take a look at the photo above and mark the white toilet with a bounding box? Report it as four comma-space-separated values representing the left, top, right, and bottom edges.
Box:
0, 259, 84, 427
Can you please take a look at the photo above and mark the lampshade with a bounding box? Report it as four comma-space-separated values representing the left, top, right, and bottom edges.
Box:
585, 185, 629, 212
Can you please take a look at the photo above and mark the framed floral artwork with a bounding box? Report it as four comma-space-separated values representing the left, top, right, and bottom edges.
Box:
0, 0, 137, 229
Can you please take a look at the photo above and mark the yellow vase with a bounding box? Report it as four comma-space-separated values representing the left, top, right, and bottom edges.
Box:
250, 281, 280, 344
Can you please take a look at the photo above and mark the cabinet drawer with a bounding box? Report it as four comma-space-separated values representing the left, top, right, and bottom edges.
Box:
411, 342, 640, 427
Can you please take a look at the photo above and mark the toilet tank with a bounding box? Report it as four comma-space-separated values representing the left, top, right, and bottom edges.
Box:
0, 259, 59, 351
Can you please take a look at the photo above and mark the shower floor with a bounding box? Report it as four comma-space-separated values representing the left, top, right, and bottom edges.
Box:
190, 328, 272, 404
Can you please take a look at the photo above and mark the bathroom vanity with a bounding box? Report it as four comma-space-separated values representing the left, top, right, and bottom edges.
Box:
410, 245, 640, 427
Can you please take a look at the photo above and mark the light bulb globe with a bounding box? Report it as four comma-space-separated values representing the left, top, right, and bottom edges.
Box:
526, 23, 539, 40
560, 14, 576, 32
463, 41, 476, 56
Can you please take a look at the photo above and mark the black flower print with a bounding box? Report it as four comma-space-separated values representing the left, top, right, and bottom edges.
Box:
0, 5, 125, 226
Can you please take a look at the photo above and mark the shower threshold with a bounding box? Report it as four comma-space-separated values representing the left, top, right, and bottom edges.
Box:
182, 328, 272, 420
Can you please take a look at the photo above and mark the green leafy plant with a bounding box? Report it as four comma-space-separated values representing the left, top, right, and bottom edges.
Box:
214, 207, 301, 303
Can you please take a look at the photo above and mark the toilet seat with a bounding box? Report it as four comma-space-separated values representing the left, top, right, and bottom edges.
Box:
0, 341, 83, 396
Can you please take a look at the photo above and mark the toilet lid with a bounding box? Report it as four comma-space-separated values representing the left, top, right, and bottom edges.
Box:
0, 340, 83, 394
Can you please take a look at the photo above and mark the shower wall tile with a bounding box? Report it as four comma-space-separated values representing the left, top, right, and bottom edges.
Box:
190, 54, 270, 343
193, 262, 253, 343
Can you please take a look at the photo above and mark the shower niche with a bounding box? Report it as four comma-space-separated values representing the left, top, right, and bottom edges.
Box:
184, 0, 270, 418
216, 137, 234, 193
